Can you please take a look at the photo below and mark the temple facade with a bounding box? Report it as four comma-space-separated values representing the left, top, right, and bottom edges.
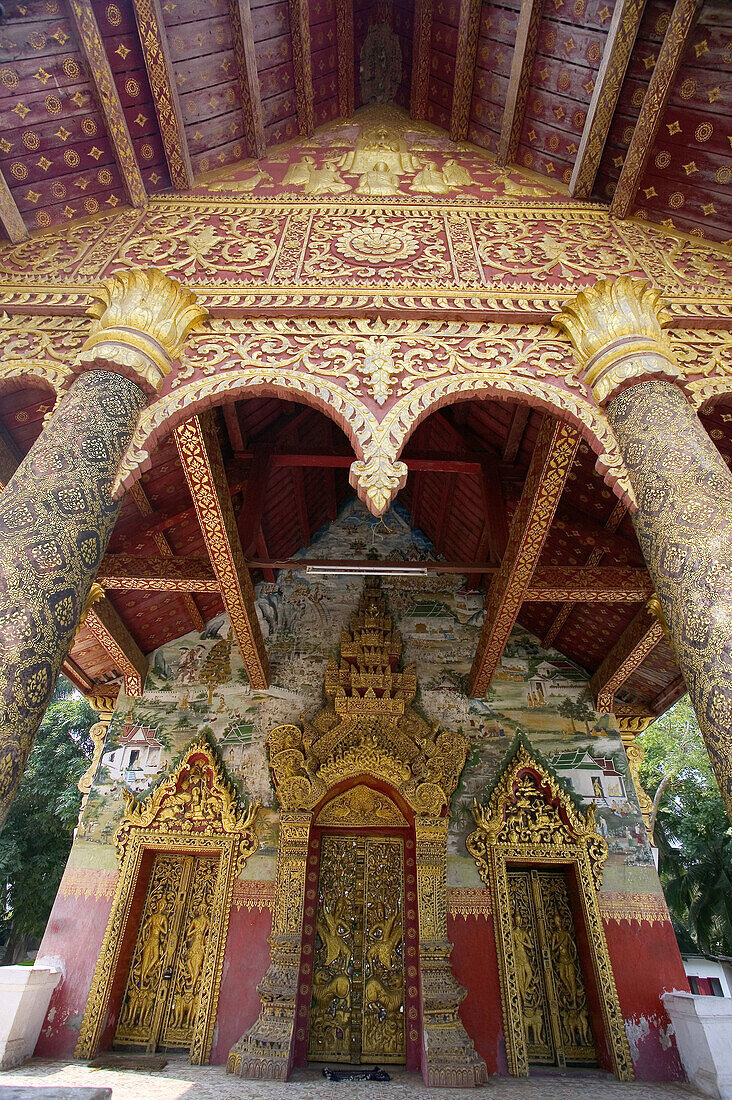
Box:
0, 0, 731, 1086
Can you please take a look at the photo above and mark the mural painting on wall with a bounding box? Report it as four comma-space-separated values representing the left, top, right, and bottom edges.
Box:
79, 499, 651, 883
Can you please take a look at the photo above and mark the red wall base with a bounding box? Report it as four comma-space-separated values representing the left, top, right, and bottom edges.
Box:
210, 904, 272, 1064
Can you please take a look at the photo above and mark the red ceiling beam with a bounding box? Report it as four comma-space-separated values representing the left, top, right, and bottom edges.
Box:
237, 450, 271, 557
86, 597, 149, 697
569, 0, 647, 199
468, 416, 579, 697
228, 0, 267, 159
450, 0, 482, 142
502, 405, 530, 464
497, 0, 544, 166
610, 0, 700, 218
590, 605, 664, 712
175, 413, 269, 688
97, 554, 218, 591
467, 456, 508, 589
336, 0, 355, 118
68, 0, 148, 208
410, 0, 433, 119
0, 168, 27, 243
289, 0, 315, 134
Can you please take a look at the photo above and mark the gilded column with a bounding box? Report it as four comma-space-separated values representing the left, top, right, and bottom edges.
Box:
554, 277, 732, 821
0, 270, 207, 829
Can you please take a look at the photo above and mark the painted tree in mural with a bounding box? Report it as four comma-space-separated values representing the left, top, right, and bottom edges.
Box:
199, 632, 235, 706
0, 680, 94, 963
639, 698, 732, 955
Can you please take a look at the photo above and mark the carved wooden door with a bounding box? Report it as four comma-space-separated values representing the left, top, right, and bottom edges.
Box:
307, 834, 406, 1064
507, 869, 597, 1068
114, 852, 218, 1053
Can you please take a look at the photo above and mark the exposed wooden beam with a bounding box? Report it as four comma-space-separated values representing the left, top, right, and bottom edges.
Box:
62, 656, 96, 693
256, 531, 275, 583
651, 672, 686, 715
228, 0, 267, 159
86, 596, 148, 696
289, 0, 315, 135
410, 0, 433, 120
468, 416, 579, 696
497, 0, 544, 166
129, 480, 205, 631
542, 498, 628, 648
569, 0, 647, 199
610, 0, 700, 218
0, 168, 27, 244
467, 455, 508, 589
237, 450, 271, 557
502, 405, 530, 464
450, 0, 482, 142
68, 0, 148, 208
175, 412, 269, 687
0, 428, 21, 491
590, 605, 664, 712
98, 553, 218, 591
132, 0, 194, 189
223, 404, 246, 454
336, 0, 355, 118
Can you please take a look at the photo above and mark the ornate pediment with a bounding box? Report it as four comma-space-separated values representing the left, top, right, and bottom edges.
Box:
314, 784, 407, 827
115, 735, 259, 868
467, 736, 608, 892
268, 582, 469, 816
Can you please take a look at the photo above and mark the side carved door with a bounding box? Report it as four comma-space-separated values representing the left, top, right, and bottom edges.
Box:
307, 834, 406, 1064
114, 852, 218, 1054
507, 869, 597, 1068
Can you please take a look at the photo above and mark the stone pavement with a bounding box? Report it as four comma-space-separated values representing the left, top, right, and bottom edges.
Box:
0, 1061, 702, 1099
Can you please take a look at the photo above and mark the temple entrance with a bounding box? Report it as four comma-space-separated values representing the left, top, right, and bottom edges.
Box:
307, 832, 406, 1065
114, 851, 219, 1054
508, 869, 597, 1069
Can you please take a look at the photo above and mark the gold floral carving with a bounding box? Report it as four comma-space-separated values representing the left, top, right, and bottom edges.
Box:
76, 693, 116, 826
314, 784, 408, 827
76, 737, 259, 1064
79, 269, 209, 393
553, 277, 682, 407
467, 739, 633, 1081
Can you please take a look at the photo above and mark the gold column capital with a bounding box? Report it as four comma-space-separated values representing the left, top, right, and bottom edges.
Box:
553, 276, 683, 406
78, 268, 209, 394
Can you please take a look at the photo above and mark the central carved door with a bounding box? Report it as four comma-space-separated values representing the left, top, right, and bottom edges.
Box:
307, 834, 406, 1064
508, 869, 597, 1069
114, 852, 218, 1054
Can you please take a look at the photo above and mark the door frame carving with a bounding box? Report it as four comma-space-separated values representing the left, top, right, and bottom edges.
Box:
466, 736, 633, 1081
75, 736, 259, 1064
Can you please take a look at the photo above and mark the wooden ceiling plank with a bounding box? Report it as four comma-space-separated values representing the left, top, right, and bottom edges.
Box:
410, 0, 433, 120
336, 0, 355, 118
228, 0, 267, 159
86, 596, 149, 697
68, 0, 148, 208
129, 480, 205, 630
569, 0, 647, 199
542, 498, 628, 647
289, 0, 315, 135
610, 0, 700, 219
468, 415, 579, 697
450, 0, 482, 142
175, 412, 269, 687
651, 672, 687, 714
497, 0, 544, 166
0, 168, 28, 244
132, 0, 195, 189
590, 605, 664, 712
237, 450, 271, 557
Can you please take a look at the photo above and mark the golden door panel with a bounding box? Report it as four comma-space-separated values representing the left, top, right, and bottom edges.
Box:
114, 852, 218, 1053
308, 834, 405, 1064
507, 870, 596, 1069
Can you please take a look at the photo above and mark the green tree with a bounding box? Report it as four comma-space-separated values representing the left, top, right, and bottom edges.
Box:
0, 678, 95, 963
639, 697, 732, 955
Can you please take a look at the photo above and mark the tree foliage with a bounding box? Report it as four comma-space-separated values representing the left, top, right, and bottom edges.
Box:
639, 697, 732, 955
0, 678, 95, 962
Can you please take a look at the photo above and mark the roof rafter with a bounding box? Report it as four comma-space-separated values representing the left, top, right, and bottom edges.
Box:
467, 455, 508, 589
450, 0, 482, 142
86, 596, 149, 696
336, 0, 355, 118
0, 168, 27, 244
132, 0, 194, 189
237, 449, 271, 557
410, 0, 433, 120
97, 553, 218, 591
590, 604, 664, 712
228, 0, 267, 159
610, 0, 700, 218
68, 0, 148, 208
497, 0, 544, 166
289, 0, 315, 135
569, 0, 646, 199
175, 411, 269, 688
468, 415, 579, 697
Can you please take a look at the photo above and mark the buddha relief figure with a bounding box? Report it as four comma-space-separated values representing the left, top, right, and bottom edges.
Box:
411, 158, 449, 194
443, 159, 475, 188
358, 161, 401, 196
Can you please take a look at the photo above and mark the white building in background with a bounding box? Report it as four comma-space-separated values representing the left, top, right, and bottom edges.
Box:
101, 724, 164, 792
551, 749, 627, 807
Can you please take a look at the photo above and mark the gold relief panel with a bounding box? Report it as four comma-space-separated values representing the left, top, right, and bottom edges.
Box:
75, 736, 259, 1064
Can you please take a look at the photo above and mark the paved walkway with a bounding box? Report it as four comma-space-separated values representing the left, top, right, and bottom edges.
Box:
0, 1060, 701, 1099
